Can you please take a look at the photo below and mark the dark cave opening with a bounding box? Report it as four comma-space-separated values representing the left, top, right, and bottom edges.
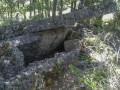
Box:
18, 42, 65, 67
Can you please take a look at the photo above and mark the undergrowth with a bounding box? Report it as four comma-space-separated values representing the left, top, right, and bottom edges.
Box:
69, 28, 120, 90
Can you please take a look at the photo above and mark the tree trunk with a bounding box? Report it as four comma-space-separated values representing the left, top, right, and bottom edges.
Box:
52, 0, 58, 17
30, 0, 32, 18
23, 3, 26, 20
71, 0, 77, 12
16, 1, 19, 9
41, 0, 44, 18
59, 0, 63, 15
78, 0, 85, 9
37, 0, 40, 14
10, 5, 13, 21
33, 0, 36, 16
73, 1, 77, 10
71, 2, 74, 12
47, 1, 51, 17
45, 0, 50, 18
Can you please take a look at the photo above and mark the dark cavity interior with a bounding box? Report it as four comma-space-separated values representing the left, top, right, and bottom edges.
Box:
18, 41, 65, 67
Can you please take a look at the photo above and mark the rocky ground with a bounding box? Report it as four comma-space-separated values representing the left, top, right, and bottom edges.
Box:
0, 23, 120, 90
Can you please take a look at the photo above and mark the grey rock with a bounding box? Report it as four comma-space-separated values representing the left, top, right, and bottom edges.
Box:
17, 27, 69, 66
0, 50, 80, 90
0, 27, 69, 66
0, 41, 24, 79
0, 2, 117, 89
64, 39, 81, 52
0, 73, 4, 81
0, 2, 117, 40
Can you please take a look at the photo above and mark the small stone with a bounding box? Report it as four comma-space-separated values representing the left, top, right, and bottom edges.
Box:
64, 39, 81, 52
0, 76, 4, 80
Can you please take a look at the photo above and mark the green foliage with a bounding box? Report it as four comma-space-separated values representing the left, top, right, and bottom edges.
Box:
77, 53, 92, 62
91, 16, 103, 27
68, 38, 112, 89
84, 0, 101, 7
78, 69, 107, 90
69, 64, 79, 75
43, 60, 63, 87
0, 0, 116, 26
104, 11, 120, 31
84, 0, 114, 7
69, 64, 108, 90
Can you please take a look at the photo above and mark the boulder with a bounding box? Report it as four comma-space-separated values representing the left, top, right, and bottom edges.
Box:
0, 50, 80, 90
0, 41, 24, 79
1, 27, 69, 66
64, 39, 81, 52
17, 27, 69, 66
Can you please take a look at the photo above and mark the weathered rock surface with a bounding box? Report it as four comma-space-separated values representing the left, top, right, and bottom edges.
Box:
0, 50, 80, 90
64, 39, 81, 52
18, 27, 68, 65
0, 27, 69, 66
0, 2, 117, 40
0, 41, 24, 79
0, 2, 117, 90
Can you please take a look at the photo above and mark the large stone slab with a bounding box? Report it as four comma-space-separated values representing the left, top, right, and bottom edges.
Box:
0, 2, 117, 40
